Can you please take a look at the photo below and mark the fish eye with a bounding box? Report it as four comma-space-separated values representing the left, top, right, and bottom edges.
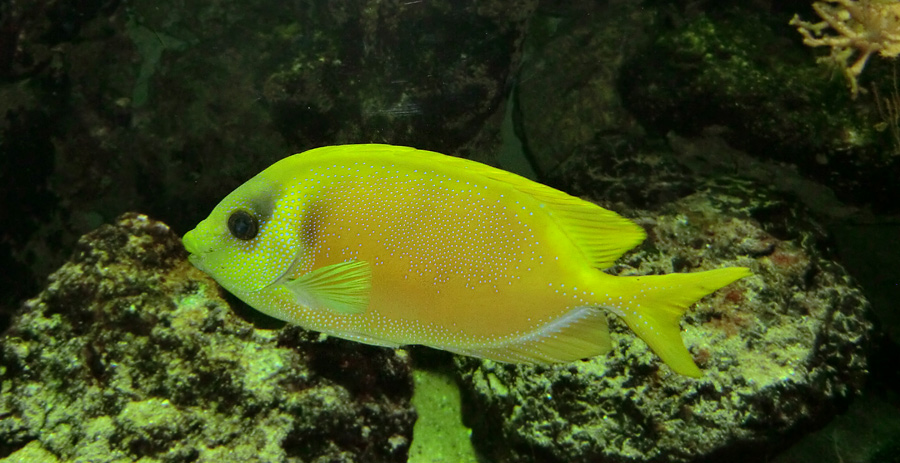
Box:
227, 210, 259, 240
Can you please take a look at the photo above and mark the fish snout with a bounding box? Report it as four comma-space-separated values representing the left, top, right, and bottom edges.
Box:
182, 228, 213, 255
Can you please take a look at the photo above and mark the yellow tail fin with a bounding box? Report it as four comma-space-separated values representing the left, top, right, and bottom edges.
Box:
612, 267, 751, 377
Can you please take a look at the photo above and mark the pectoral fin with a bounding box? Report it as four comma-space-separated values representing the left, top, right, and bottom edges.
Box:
284, 260, 372, 315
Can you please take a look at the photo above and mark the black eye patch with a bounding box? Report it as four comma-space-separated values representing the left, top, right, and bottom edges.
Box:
228, 210, 259, 240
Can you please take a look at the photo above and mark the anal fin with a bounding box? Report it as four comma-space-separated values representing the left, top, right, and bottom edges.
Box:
446, 306, 611, 364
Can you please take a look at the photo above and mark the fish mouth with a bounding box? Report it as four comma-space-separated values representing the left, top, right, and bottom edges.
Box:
182, 229, 212, 272
182, 229, 201, 255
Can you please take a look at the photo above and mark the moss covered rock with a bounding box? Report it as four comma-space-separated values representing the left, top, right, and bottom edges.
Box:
456, 146, 874, 463
0, 213, 415, 462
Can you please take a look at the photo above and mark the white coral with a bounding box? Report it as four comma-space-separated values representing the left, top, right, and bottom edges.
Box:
790, 0, 900, 97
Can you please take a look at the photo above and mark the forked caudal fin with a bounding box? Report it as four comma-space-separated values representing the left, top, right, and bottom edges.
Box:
609, 267, 751, 377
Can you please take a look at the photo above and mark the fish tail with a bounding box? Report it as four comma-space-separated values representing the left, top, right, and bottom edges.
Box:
606, 267, 751, 377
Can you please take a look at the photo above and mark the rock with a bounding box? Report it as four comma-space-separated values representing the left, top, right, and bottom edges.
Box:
513, 1, 652, 178
0, 213, 415, 462
0, 0, 538, 333
0, 441, 60, 463
618, 10, 900, 214
455, 149, 873, 463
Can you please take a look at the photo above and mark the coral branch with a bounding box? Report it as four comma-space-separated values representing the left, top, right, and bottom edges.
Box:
790, 0, 900, 98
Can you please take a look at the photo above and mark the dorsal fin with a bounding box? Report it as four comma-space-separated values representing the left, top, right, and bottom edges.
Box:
397, 146, 646, 269
487, 177, 646, 269
289, 144, 646, 269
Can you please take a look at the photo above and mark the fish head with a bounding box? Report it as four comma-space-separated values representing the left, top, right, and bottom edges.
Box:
182, 173, 301, 296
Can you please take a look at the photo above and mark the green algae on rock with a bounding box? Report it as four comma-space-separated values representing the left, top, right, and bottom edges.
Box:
0, 441, 61, 463
0, 213, 415, 462
454, 179, 873, 463
618, 9, 900, 214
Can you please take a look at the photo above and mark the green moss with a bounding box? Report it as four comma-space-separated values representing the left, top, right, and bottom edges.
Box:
0, 214, 415, 462
409, 369, 479, 463
623, 10, 884, 161
0, 441, 61, 463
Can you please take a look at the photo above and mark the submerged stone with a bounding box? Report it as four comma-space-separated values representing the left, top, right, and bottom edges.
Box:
0, 213, 415, 462
456, 170, 873, 463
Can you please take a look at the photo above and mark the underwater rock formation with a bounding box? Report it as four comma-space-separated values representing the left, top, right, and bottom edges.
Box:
455, 157, 874, 462
0, 0, 536, 335
0, 213, 415, 462
618, 11, 900, 214
513, 0, 651, 179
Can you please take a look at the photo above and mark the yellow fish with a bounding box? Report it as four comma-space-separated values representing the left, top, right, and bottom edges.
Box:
183, 144, 749, 377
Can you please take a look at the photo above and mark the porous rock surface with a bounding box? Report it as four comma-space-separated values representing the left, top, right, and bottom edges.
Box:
456, 180, 873, 463
0, 213, 415, 463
